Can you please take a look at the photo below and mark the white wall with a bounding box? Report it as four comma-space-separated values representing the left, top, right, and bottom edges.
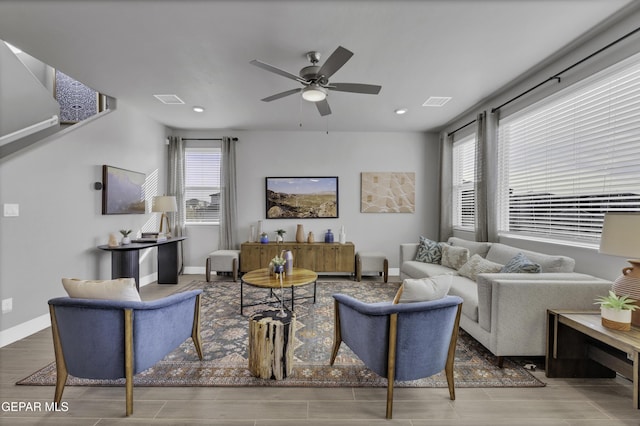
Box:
0, 101, 168, 341
176, 129, 440, 271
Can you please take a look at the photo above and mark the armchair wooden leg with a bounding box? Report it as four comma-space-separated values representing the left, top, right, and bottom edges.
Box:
49, 306, 68, 405
192, 295, 204, 360
330, 299, 342, 365
445, 305, 463, 401
386, 313, 398, 419
124, 309, 134, 416
232, 258, 238, 282
205, 258, 211, 282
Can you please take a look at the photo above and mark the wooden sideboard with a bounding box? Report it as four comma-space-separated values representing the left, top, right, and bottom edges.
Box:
240, 242, 355, 274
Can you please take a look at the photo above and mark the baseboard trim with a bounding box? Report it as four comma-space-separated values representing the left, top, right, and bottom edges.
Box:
0, 313, 50, 348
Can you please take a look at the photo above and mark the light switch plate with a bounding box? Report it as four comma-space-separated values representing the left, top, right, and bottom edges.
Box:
3, 204, 19, 217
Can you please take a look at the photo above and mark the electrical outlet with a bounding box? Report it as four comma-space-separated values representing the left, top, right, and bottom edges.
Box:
3, 204, 19, 217
2, 298, 12, 313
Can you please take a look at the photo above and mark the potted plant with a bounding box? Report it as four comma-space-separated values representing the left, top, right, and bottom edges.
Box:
269, 255, 286, 277
120, 229, 132, 245
275, 229, 286, 243
594, 291, 638, 331
259, 232, 269, 244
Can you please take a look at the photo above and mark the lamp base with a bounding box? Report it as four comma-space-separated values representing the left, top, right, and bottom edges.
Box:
612, 259, 640, 327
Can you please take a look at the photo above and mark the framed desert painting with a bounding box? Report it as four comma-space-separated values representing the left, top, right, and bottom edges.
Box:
266, 177, 338, 219
361, 172, 415, 213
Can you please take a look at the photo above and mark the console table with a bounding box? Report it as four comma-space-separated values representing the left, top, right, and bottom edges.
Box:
240, 242, 355, 274
546, 309, 640, 409
98, 237, 186, 290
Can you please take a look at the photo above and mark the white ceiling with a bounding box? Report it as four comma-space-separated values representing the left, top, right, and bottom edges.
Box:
0, 1, 633, 132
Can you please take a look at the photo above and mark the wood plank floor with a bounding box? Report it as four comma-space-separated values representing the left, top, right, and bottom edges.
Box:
1, 274, 637, 425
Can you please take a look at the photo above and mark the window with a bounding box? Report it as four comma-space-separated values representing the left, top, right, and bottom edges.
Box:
185, 147, 221, 224
497, 53, 640, 244
452, 133, 476, 230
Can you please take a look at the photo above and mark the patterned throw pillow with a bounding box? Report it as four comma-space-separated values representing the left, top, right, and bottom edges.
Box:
500, 253, 542, 273
440, 244, 470, 270
414, 236, 442, 264
458, 254, 504, 281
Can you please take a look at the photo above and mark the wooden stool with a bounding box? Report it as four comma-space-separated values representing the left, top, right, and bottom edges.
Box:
248, 309, 296, 380
356, 251, 388, 283
205, 250, 240, 282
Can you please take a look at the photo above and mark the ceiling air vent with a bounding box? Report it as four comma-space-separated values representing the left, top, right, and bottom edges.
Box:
153, 94, 185, 105
422, 96, 451, 107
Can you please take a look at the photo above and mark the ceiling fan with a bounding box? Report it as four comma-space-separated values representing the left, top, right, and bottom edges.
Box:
250, 46, 382, 116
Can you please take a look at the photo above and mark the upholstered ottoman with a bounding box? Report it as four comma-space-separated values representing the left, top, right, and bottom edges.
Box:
206, 250, 240, 282
356, 251, 388, 283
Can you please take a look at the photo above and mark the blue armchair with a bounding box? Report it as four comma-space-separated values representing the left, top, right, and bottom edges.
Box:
48, 289, 203, 416
330, 294, 463, 419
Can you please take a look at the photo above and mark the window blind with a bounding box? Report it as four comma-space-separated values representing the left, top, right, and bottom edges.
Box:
452, 133, 476, 230
184, 147, 221, 223
497, 52, 640, 243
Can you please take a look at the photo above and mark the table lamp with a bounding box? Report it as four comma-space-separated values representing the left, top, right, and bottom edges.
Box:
599, 212, 640, 326
152, 195, 177, 236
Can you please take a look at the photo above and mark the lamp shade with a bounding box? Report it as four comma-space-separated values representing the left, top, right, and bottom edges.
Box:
152, 196, 177, 213
599, 213, 640, 259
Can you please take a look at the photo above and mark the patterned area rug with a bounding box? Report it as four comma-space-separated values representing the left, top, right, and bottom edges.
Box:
18, 280, 545, 388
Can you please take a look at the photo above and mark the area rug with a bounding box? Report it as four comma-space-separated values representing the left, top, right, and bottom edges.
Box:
18, 280, 544, 388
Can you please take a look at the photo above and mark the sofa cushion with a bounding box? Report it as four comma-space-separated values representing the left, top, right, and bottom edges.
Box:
62, 278, 141, 302
447, 276, 479, 322
401, 260, 457, 278
441, 244, 470, 270
500, 253, 541, 273
448, 237, 492, 258
458, 254, 504, 281
414, 236, 442, 264
485, 243, 575, 272
394, 276, 451, 303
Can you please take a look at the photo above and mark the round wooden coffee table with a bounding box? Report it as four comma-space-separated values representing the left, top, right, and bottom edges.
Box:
240, 267, 318, 315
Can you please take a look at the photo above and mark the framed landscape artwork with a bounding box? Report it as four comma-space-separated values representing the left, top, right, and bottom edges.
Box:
361, 172, 415, 213
102, 165, 146, 215
266, 177, 339, 219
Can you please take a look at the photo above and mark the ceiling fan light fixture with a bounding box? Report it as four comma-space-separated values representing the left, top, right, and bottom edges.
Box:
302, 84, 327, 102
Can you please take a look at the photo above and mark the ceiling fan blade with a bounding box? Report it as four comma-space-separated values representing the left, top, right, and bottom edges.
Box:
318, 46, 353, 79
250, 59, 307, 83
316, 99, 332, 116
261, 88, 302, 102
329, 83, 382, 95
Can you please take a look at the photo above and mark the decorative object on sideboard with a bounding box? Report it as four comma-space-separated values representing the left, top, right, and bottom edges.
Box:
260, 232, 269, 244
152, 195, 177, 237
307, 231, 315, 243
108, 233, 119, 247
594, 290, 638, 331
325, 229, 334, 243
257, 220, 263, 239
276, 229, 286, 243
119, 229, 132, 245
296, 224, 305, 243
339, 225, 346, 244
249, 225, 256, 243
599, 212, 640, 326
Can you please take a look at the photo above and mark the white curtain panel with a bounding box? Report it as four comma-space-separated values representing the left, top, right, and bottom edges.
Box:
218, 136, 238, 250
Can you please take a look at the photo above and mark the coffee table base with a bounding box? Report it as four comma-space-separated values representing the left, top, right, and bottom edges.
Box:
240, 280, 317, 315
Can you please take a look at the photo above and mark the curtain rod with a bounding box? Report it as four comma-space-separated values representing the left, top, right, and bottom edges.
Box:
491, 25, 640, 113
182, 137, 238, 141
449, 119, 476, 136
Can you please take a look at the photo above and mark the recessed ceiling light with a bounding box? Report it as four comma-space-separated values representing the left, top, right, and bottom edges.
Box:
153, 94, 185, 105
422, 96, 452, 107
193, 106, 205, 113
394, 108, 408, 115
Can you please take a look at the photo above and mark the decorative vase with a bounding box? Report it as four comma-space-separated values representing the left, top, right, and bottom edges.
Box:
612, 265, 640, 327
282, 250, 294, 275
600, 306, 632, 331
324, 229, 334, 243
260, 234, 269, 244
307, 231, 315, 243
296, 224, 305, 243
273, 264, 284, 279
121, 237, 131, 245
276, 234, 283, 243
339, 225, 346, 244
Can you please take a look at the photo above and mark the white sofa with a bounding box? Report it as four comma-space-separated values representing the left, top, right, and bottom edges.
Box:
400, 237, 612, 362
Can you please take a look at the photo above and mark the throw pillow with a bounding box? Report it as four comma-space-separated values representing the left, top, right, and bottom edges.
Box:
393, 276, 452, 303
414, 236, 442, 264
62, 278, 141, 302
440, 244, 470, 270
458, 254, 504, 281
500, 253, 542, 273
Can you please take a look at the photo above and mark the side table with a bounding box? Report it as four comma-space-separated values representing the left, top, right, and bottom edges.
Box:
546, 309, 640, 409
248, 309, 296, 380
